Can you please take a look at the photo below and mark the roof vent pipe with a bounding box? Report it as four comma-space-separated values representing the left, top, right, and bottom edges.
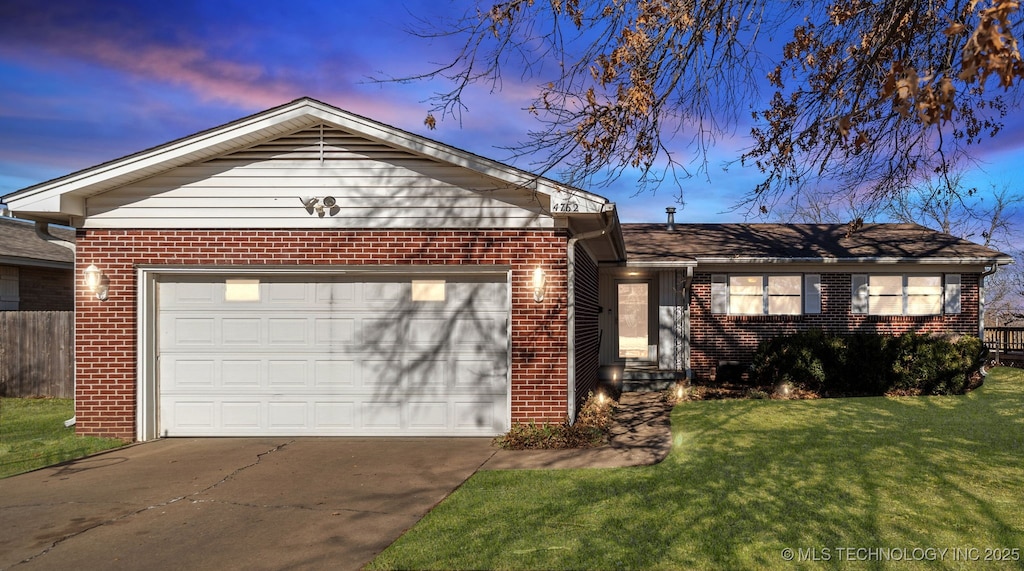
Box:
666, 207, 676, 231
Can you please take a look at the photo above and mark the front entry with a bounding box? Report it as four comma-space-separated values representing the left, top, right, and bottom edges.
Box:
617, 281, 655, 361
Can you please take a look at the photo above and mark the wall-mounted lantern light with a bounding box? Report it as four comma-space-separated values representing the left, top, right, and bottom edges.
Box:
532, 267, 546, 302
83, 264, 108, 301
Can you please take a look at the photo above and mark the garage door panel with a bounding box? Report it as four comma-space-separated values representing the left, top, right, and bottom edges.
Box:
222, 319, 261, 344
362, 282, 405, 306
158, 273, 508, 436
222, 402, 261, 429
268, 402, 308, 429
315, 282, 355, 303
362, 402, 402, 430
454, 359, 507, 390
454, 401, 501, 431
266, 281, 310, 302
408, 402, 448, 429
169, 282, 219, 304
223, 360, 261, 386
161, 354, 507, 392
452, 317, 506, 347
267, 319, 308, 344
170, 360, 216, 386
314, 318, 355, 344
160, 396, 509, 436
166, 318, 215, 345
268, 361, 308, 387
314, 360, 356, 386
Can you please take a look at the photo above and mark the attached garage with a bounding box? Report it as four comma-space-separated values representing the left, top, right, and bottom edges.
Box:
153, 271, 509, 436
3, 97, 625, 441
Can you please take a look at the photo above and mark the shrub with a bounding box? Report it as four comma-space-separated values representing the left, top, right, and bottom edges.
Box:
751, 331, 985, 396
493, 391, 613, 449
750, 329, 832, 393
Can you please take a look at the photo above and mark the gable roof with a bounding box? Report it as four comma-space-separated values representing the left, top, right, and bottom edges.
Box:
0, 217, 75, 268
622, 223, 1014, 266
2, 97, 613, 225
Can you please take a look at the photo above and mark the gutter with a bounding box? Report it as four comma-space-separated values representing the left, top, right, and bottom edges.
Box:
34, 222, 77, 428
566, 205, 616, 423
691, 256, 1014, 265
34, 222, 75, 253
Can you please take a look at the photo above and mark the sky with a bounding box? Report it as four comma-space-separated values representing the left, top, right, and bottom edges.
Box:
0, 0, 1022, 234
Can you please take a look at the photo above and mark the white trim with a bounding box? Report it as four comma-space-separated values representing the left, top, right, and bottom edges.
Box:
5, 98, 610, 219
136, 268, 157, 441
505, 269, 513, 431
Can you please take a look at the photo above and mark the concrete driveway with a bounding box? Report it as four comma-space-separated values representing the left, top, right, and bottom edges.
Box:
0, 437, 496, 570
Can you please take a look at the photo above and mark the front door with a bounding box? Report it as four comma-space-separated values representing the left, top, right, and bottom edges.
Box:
617, 282, 654, 361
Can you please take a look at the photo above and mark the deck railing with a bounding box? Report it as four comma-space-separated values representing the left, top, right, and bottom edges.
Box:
984, 327, 1024, 352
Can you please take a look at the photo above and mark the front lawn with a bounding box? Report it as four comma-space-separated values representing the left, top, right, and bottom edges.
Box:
0, 398, 125, 478
370, 367, 1024, 570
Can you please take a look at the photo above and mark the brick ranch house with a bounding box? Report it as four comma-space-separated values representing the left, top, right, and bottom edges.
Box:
2, 98, 1012, 441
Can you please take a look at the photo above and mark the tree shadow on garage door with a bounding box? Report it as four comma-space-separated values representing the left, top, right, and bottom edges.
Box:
353, 276, 509, 433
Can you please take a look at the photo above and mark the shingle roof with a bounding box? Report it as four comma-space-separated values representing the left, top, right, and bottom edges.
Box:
0, 217, 75, 266
621, 223, 1013, 264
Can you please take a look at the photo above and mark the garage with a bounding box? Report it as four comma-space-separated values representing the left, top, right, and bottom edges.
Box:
155, 271, 510, 437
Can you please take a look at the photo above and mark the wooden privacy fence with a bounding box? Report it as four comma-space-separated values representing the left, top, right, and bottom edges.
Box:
0, 311, 73, 398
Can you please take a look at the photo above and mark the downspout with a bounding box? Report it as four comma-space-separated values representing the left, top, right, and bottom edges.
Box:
980, 263, 999, 343
35, 222, 77, 428
566, 207, 616, 423
684, 265, 693, 381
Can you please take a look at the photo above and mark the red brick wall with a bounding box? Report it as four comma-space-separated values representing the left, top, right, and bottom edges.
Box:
75, 229, 570, 439
690, 271, 982, 380
19, 266, 74, 311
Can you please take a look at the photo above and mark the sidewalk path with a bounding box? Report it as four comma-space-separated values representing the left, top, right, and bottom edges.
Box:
480, 392, 674, 470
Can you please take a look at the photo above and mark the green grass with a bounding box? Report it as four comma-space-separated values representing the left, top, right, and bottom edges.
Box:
370, 368, 1024, 570
0, 398, 125, 478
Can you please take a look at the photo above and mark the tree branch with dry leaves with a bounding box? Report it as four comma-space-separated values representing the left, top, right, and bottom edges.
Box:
388, 0, 1024, 212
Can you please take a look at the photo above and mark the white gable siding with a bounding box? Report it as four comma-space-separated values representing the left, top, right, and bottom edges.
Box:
82, 125, 553, 229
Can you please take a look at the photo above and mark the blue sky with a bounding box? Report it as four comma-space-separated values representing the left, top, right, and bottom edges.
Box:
1, 0, 1022, 230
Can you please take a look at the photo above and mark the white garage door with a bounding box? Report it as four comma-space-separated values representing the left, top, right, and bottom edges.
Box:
156, 273, 509, 436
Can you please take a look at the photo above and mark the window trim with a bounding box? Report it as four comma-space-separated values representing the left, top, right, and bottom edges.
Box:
712, 273, 814, 316
851, 273, 959, 316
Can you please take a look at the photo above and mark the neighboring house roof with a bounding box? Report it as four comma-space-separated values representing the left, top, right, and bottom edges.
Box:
622, 223, 1014, 266
0, 217, 75, 268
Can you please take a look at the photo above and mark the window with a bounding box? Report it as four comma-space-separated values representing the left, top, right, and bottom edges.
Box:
729, 275, 763, 315
906, 275, 942, 315
712, 274, 815, 315
851, 274, 959, 316
412, 280, 446, 301
225, 278, 260, 302
768, 275, 802, 315
869, 275, 903, 315
0, 266, 19, 310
